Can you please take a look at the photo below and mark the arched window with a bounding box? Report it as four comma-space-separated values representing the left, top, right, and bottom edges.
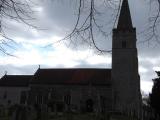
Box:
20, 91, 27, 104
64, 94, 71, 105
3, 91, 7, 99
36, 95, 43, 104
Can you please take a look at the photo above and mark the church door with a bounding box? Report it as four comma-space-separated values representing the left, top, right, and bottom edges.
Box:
86, 99, 94, 112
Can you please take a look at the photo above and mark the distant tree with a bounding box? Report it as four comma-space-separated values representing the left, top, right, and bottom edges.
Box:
149, 71, 160, 116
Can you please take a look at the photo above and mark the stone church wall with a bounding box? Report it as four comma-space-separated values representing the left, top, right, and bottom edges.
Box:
28, 84, 112, 113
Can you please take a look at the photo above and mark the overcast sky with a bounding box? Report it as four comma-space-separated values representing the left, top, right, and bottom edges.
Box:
0, 0, 159, 94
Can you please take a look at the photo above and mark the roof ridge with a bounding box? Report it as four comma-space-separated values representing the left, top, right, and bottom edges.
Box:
37, 68, 111, 70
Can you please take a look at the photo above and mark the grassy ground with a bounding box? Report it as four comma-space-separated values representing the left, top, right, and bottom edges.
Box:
0, 117, 10, 120
0, 113, 139, 120
48, 113, 138, 120
48, 113, 114, 120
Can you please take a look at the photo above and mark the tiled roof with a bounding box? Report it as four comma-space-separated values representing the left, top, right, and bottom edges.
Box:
30, 68, 111, 86
0, 75, 32, 87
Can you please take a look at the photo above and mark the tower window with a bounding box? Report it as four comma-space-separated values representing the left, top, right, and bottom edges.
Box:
122, 41, 126, 48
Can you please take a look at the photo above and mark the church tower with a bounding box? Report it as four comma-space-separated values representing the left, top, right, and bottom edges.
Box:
112, 0, 141, 116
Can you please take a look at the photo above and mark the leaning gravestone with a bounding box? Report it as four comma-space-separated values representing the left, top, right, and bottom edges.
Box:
10, 106, 18, 120
27, 106, 37, 120
41, 104, 49, 120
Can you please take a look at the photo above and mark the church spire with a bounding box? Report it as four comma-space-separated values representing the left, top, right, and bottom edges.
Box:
117, 0, 133, 29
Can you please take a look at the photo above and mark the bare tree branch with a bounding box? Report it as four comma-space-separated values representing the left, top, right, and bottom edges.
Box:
52, 0, 160, 53
58, 0, 121, 54
0, 0, 37, 56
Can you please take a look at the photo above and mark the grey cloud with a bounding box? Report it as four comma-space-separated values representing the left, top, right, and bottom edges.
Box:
0, 64, 38, 78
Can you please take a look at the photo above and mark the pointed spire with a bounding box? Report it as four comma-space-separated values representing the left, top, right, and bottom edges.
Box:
117, 0, 133, 30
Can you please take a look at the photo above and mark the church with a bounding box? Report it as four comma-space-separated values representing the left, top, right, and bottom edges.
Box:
0, 0, 142, 118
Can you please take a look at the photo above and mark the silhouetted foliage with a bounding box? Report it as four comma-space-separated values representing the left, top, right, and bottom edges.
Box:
149, 71, 160, 116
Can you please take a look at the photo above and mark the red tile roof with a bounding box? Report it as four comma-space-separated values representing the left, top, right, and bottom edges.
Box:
30, 68, 111, 86
0, 75, 32, 87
